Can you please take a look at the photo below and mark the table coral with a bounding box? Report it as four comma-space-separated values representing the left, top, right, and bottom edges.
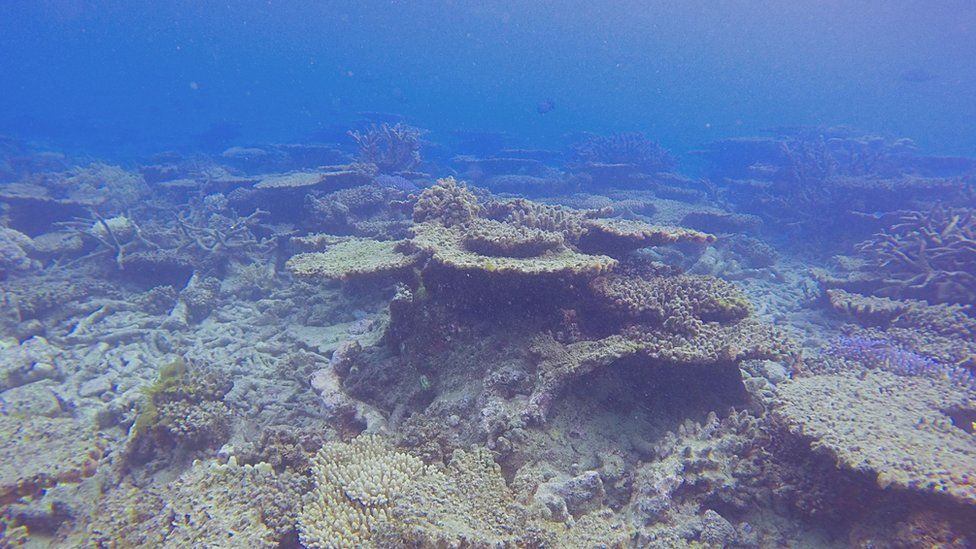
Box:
462, 218, 565, 258
578, 217, 715, 257
286, 238, 417, 281
410, 221, 616, 278
774, 370, 976, 505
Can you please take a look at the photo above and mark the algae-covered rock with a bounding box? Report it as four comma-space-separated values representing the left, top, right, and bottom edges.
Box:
0, 415, 104, 505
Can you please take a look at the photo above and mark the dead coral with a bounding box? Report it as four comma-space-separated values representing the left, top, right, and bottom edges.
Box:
86, 457, 306, 548
0, 415, 104, 506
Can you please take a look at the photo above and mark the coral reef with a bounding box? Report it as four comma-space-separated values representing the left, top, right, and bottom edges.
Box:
578, 217, 715, 257
462, 218, 565, 258
412, 176, 481, 226
86, 457, 306, 547
298, 434, 630, 547
571, 132, 676, 174
775, 369, 976, 505
825, 288, 976, 368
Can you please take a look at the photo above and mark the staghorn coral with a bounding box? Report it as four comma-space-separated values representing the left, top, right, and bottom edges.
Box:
412, 176, 481, 227
853, 205, 976, 306
0, 415, 104, 506
349, 123, 424, 174
286, 238, 417, 281
461, 218, 565, 258
774, 369, 976, 505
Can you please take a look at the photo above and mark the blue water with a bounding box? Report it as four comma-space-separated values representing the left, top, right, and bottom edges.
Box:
3, 1, 975, 162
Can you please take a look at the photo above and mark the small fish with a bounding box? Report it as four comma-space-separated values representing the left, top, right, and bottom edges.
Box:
536, 98, 555, 114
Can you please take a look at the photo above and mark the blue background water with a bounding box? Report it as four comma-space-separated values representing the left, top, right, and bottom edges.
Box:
2, 1, 975, 162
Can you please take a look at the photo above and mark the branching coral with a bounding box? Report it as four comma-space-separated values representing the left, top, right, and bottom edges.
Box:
571, 132, 675, 173
298, 435, 630, 547
412, 176, 481, 226
349, 123, 424, 174
853, 205, 976, 306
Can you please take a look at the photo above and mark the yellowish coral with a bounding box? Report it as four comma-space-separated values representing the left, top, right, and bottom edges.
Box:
412, 176, 481, 227
579, 217, 715, 256
775, 370, 976, 505
286, 239, 417, 280
299, 435, 425, 548
410, 222, 616, 277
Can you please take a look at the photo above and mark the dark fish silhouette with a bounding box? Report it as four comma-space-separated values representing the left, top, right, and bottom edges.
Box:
536, 98, 555, 114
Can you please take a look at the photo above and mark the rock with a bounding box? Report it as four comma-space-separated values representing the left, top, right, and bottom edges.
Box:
0, 381, 63, 417
535, 470, 607, 520
78, 375, 114, 399
700, 509, 737, 546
